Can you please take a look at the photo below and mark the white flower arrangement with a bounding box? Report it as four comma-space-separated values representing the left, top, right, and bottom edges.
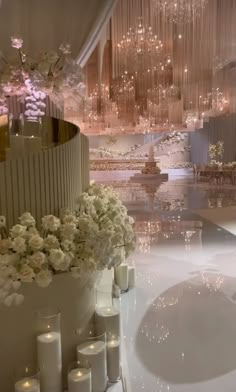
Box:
0, 183, 135, 306
0, 37, 85, 115
209, 141, 224, 163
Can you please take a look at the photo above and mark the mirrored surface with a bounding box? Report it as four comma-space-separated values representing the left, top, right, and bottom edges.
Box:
94, 177, 236, 392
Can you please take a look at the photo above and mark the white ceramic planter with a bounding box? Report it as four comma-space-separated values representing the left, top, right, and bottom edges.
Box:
0, 272, 97, 392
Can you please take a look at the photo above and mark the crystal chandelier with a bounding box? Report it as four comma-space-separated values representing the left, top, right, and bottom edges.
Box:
117, 18, 163, 75
114, 20, 178, 128
153, 0, 208, 24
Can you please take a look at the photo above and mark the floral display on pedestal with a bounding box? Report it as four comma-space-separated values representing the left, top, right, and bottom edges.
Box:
0, 37, 85, 117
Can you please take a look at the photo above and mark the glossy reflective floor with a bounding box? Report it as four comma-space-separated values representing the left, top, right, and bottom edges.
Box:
93, 174, 236, 392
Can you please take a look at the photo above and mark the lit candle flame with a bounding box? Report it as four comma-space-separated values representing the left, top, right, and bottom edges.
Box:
89, 344, 95, 349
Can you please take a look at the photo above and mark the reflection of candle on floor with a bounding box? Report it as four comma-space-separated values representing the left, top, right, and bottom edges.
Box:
68, 368, 91, 392
95, 306, 120, 336
107, 338, 120, 383
24, 136, 42, 154
128, 266, 136, 288
115, 264, 128, 292
77, 341, 107, 392
14, 379, 40, 392
37, 331, 62, 392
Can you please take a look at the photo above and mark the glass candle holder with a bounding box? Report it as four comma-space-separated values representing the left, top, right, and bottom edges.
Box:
14, 365, 40, 392
67, 362, 92, 392
36, 307, 62, 392
95, 296, 120, 337
106, 333, 121, 383
115, 264, 129, 292
128, 259, 136, 288
8, 113, 25, 159
76, 333, 107, 392
96, 285, 113, 308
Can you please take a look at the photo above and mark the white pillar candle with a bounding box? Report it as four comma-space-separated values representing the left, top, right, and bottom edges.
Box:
128, 266, 136, 288
95, 307, 120, 336
68, 368, 91, 392
37, 331, 62, 392
15, 379, 40, 392
24, 136, 42, 154
77, 341, 107, 392
115, 264, 128, 292
107, 339, 120, 383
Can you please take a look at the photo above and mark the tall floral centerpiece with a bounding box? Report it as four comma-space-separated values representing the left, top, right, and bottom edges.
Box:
0, 37, 85, 120
0, 182, 135, 306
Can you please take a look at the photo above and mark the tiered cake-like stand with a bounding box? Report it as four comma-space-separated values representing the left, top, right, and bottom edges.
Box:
131, 161, 168, 182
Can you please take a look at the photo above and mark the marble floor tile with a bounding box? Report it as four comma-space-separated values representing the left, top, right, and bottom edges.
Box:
93, 174, 236, 392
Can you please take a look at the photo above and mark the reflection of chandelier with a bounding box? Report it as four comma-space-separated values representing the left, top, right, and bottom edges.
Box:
137, 234, 151, 254
201, 273, 224, 293
153, 0, 208, 23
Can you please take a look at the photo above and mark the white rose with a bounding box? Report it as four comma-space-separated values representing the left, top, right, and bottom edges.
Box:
10, 224, 26, 238
0, 254, 11, 266
19, 212, 36, 227
43, 235, 60, 250
12, 237, 26, 253
49, 249, 70, 271
60, 224, 77, 240
19, 264, 35, 282
35, 270, 52, 288
62, 214, 77, 225
42, 215, 60, 232
93, 198, 105, 212
61, 240, 75, 252
4, 293, 24, 306
2, 265, 18, 280
28, 235, 43, 251
22, 227, 39, 241
29, 252, 46, 269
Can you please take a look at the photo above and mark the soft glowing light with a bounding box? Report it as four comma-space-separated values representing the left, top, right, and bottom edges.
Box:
154, 0, 208, 24
23, 381, 31, 388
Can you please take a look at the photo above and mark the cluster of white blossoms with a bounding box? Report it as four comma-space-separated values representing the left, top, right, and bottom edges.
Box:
0, 183, 135, 306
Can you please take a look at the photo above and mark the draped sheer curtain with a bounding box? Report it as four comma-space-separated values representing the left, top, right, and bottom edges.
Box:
0, 0, 117, 66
